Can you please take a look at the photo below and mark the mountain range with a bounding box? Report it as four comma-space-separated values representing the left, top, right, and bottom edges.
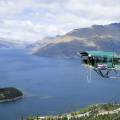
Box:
0, 23, 120, 58
0, 38, 29, 49
28, 23, 120, 58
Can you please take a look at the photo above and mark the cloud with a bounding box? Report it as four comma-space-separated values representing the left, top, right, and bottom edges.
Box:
0, 0, 120, 42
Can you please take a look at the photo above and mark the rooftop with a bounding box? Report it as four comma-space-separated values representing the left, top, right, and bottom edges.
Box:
85, 51, 120, 58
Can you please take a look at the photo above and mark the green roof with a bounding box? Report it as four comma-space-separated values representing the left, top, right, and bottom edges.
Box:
86, 51, 120, 58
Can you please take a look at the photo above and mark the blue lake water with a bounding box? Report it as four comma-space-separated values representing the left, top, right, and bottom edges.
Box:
0, 49, 120, 120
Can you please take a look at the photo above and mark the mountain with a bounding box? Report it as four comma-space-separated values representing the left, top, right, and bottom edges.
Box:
0, 38, 28, 49
30, 23, 120, 58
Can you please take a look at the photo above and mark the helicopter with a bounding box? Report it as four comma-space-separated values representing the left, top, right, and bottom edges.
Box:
80, 51, 120, 79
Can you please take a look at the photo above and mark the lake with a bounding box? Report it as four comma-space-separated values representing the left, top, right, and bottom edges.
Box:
0, 49, 120, 120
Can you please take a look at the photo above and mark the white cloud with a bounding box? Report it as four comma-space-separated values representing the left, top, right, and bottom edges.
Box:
0, 0, 120, 42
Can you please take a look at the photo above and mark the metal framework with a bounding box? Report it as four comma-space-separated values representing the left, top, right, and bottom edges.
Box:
80, 51, 120, 79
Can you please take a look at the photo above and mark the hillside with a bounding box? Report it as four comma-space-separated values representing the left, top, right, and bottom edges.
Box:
30, 23, 120, 58
26, 103, 120, 120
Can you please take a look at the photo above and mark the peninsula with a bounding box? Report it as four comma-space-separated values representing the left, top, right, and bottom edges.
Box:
0, 87, 23, 102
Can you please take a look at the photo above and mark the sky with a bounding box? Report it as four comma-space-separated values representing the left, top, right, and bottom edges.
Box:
0, 0, 120, 43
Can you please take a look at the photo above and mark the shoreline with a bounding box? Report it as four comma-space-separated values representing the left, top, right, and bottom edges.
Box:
0, 95, 24, 103
25, 103, 120, 120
